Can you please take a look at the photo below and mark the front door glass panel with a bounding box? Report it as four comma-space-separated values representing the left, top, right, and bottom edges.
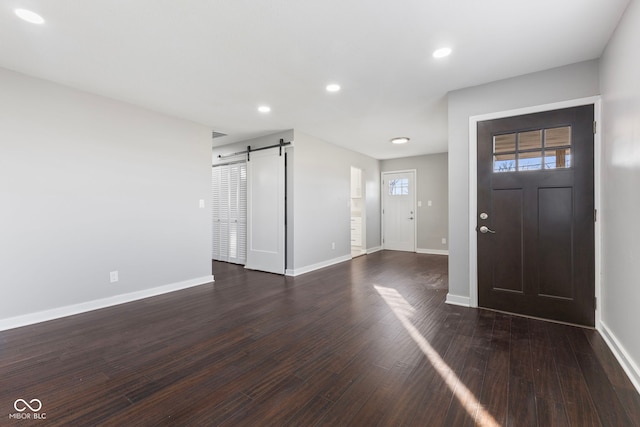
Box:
493, 126, 572, 173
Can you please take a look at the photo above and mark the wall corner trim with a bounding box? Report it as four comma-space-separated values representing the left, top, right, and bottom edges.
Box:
599, 321, 640, 395
286, 255, 352, 277
0, 275, 215, 332
417, 248, 449, 256
445, 293, 471, 307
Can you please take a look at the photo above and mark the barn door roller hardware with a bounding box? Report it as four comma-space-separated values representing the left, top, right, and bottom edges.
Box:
217, 139, 292, 161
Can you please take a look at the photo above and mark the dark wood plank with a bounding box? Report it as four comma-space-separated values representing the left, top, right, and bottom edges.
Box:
574, 349, 634, 426
478, 312, 511, 426
547, 323, 603, 427
349, 361, 413, 426
584, 329, 640, 425
282, 395, 333, 427
527, 318, 570, 426
507, 316, 537, 427
1, 251, 638, 426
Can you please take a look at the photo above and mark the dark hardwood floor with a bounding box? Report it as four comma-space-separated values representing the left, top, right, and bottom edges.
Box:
2, 251, 639, 426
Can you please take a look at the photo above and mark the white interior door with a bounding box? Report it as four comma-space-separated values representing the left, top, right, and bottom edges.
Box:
382, 170, 416, 252
246, 148, 285, 274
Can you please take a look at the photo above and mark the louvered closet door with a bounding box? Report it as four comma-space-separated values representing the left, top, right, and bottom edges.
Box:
212, 163, 247, 264
212, 166, 222, 260
228, 163, 247, 264
219, 166, 230, 261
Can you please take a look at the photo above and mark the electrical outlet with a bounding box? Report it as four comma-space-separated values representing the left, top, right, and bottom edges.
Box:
332, 242, 335, 250
199, 199, 205, 208
418, 201, 422, 207
428, 200, 433, 207
110, 271, 119, 283
441, 238, 447, 245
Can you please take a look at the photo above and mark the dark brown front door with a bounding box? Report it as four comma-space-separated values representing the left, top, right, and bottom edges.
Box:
477, 105, 595, 326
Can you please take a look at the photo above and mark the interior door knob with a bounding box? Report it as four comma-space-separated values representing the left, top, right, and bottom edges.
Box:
479, 225, 495, 234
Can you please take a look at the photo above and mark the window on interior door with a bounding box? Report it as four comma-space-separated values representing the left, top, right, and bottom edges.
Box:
389, 178, 409, 195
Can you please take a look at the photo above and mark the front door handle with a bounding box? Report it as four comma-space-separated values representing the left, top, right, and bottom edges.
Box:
479, 225, 495, 234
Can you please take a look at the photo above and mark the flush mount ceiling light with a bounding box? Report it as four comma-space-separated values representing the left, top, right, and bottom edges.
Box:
391, 137, 410, 145
326, 83, 341, 93
14, 8, 45, 24
432, 47, 452, 59
257, 105, 271, 113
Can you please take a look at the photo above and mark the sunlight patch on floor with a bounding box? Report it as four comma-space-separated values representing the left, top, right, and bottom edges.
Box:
374, 285, 500, 427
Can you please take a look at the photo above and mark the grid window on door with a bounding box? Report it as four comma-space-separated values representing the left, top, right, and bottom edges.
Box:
493, 126, 572, 173
389, 178, 409, 195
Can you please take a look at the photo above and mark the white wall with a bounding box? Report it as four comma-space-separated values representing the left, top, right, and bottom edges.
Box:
381, 153, 448, 253
0, 68, 213, 328
446, 60, 600, 303
600, 0, 640, 389
291, 131, 381, 273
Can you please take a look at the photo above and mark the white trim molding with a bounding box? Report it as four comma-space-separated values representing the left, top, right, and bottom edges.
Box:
417, 248, 449, 256
599, 322, 640, 395
446, 293, 471, 307
366, 246, 383, 254
285, 254, 352, 277
0, 275, 215, 332
468, 96, 602, 317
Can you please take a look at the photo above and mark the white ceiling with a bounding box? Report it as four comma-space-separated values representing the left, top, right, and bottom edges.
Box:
1, 0, 629, 159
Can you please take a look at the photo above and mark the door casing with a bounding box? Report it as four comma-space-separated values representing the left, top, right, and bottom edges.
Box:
466, 96, 602, 327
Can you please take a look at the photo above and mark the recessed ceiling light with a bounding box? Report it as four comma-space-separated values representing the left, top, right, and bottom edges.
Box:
15, 8, 45, 24
391, 137, 410, 145
257, 105, 271, 113
326, 84, 341, 92
432, 47, 452, 59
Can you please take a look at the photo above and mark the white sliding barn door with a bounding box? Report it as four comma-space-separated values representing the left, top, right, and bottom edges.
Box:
212, 163, 247, 265
246, 148, 285, 274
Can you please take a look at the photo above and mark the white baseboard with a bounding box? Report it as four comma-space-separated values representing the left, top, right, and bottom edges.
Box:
286, 254, 352, 277
366, 246, 383, 254
445, 293, 471, 307
0, 275, 215, 332
417, 248, 449, 256
599, 321, 640, 395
